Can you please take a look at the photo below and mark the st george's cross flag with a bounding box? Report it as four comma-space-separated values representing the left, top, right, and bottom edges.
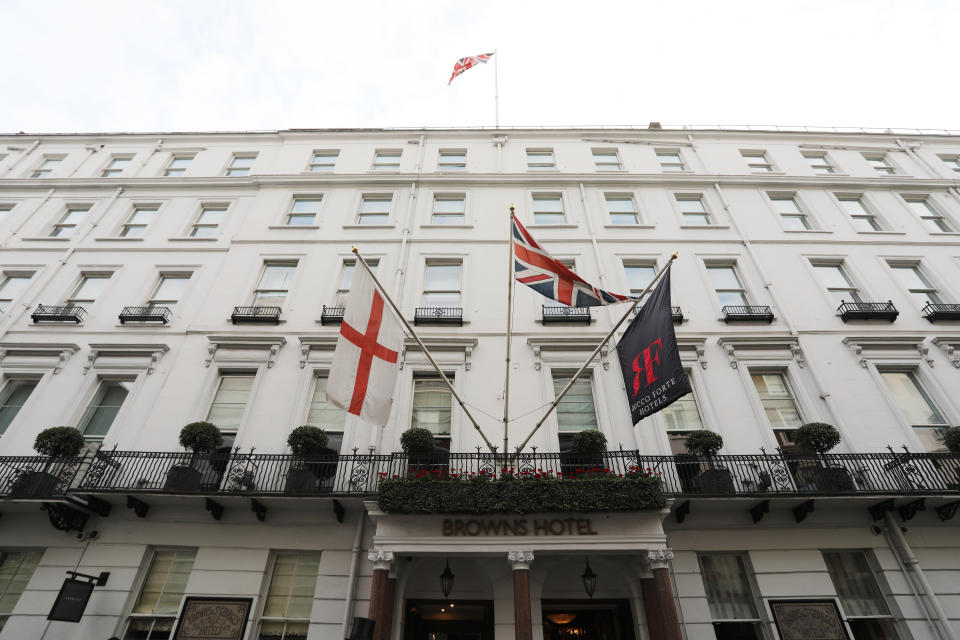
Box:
448, 52, 495, 84
616, 264, 692, 424
327, 264, 404, 426
513, 213, 631, 307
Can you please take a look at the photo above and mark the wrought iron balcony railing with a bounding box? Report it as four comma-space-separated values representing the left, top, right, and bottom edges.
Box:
414, 307, 463, 326
231, 306, 281, 325
119, 305, 172, 324
67, 450, 960, 499
31, 304, 86, 324
543, 305, 590, 324
922, 302, 960, 323
838, 300, 899, 322
0, 456, 87, 497
722, 305, 774, 323
321, 305, 345, 325
632, 305, 684, 323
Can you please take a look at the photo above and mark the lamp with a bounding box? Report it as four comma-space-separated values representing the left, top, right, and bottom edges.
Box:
546, 613, 577, 625
440, 559, 455, 599
581, 558, 597, 598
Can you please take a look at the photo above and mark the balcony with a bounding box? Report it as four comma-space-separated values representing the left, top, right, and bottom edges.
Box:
633, 305, 685, 323
231, 306, 281, 325
923, 303, 960, 323
543, 305, 590, 324
414, 307, 463, 326
119, 305, 171, 324
722, 305, 774, 323
0, 456, 86, 498
31, 304, 86, 324
321, 305, 345, 325
838, 301, 899, 322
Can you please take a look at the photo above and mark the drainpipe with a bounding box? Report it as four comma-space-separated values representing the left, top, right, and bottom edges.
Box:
881, 519, 939, 639
2, 139, 40, 176
341, 511, 368, 638
883, 512, 958, 640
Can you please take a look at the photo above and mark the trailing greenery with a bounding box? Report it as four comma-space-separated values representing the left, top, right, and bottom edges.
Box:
33, 427, 85, 458
792, 422, 841, 454
377, 469, 665, 514
943, 426, 960, 453
178, 422, 223, 453
287, 425, 329, 457
571, 430, 607, 453
400, 427, 436, 453
684, 430, 724, 457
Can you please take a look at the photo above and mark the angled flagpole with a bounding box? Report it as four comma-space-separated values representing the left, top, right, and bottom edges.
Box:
514, 253, 679, 454
351, 247, 498, 453
494, 49, 500, 128
502, 206, 516, 454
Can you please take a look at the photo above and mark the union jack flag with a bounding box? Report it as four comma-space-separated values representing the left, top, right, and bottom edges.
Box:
513, 213, 631, 307
448, 52, 495, 85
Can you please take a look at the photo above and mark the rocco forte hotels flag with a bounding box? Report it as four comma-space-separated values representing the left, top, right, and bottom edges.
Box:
327, 265, 403, 427
615, 265, 692, 425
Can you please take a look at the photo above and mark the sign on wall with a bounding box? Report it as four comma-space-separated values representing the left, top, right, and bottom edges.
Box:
172, 597, 252, 640
769, 599, 850, 640
47, 579, 95, 622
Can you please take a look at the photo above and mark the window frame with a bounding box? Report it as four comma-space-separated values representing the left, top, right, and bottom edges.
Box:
284, 195, 324, 227
256, 550, 323, 640
422, 259, 463, 309
748, 369, 806, 444
591, 148, 622, 171
862, 152, 897, 175
65, 271, 113, 311
49, 203, 92, 238
372, 149, 402, 171
122, 547, 197, 640
75, 376, 136, 441
550, 368, 601, 451
0, 376, 41, 436
697, 551, 766, 636
305, 373, 346, 453
937, 154, 960, 175
802, 151, 838, 174
29, 155, 64, 178
251, 261, 299, 308
0, 549, 44, 631
147, 272, 193, 309
764, 191, 815, 231
308, 149, 339, 172
832, 192, 887, 232
808, 259, 864, 309
885, 260, 944, 309
356, 193, 393, 226
205, 371, 258, 437
225, 153, 258, 177
118, 203, 160, 238
100, 154, 134, 178
603, 192, 642, 226
655, 148, 687, 172
526, 148, 556, 171
0, 270, 35, 313
703, 261, 750, 309
740, 149, 775, 173
874, 367, 952, 452
188, 202, 229, 238
429, 193, 467, 225
821, 549, 902, 638
898, 193, 955, 233
334, 258, 380, 306
530, 192, 567, 225
673, 192, 715, 227
162, 153, 194, 177
659, 368, 707, 453
411, 372, 455, 449
437, 149, 467, 171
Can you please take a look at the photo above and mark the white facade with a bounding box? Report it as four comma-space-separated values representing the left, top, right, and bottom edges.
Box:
0, 126, 957, 640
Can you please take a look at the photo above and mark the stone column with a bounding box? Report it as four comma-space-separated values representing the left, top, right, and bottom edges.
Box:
367, 550, 395, 640
508, 551, 535, 640
641, 549, 682, 640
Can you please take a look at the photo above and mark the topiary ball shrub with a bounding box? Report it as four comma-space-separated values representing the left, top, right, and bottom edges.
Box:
571, 430, 607, 453
684, 430, 724, 458
33, 427, 85, 458
942, 426, 960, 453
179, 422, 223, 453
793, 422, 841, 455
287, 425, 329, 458
400, 427, 436, 453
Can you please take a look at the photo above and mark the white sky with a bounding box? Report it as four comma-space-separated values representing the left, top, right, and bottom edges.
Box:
1, 0, 957, 133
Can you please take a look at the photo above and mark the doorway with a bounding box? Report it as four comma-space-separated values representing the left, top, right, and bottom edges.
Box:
542, 600, 635, 640
404, 599, 494, 640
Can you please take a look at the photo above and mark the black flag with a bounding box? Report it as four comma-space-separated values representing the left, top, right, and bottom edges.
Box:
616, 265, 692, 425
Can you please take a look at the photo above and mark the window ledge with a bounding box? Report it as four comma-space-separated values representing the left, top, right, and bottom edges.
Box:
527, 168, 559, 172
298, 171, 336, 175
115, 323, 171, 329
680, 224, 731, 230
594, 169, 626, 173
662, 169, 694, 174
750, 171, 786, 175
530, 223, 578, 229
783, 229, 832, 234
226, 317, 287, 324
95, 236, 145, 242
420, 224, 474, 229
853, 231, 906, 235
342, 224, 396, 230
22, 236, 70, 242
926, 231, 960, 236
603, 224, 656, 229
267, 225, 320, 230
168, 236, 218, 241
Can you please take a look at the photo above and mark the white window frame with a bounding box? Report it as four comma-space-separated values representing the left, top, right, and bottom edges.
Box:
0, 202, 16, 224
411, 372, 455, 449
697, 552, 766, 635
372, 149, 402, 171
937, 154, 960, 175
0, 376, 41, 435
147, 272, 193, 308
604, 193, 642, 226
256, 551, 323, 640
862, 152, 897, 175
49, 204, 92, 238
802, 151, 838, 174
356, 193, 393, 225
592, 148, 622, 171
422, 259, 463, 309
673, 192, 715, 227
66, 271, 113, 312
284, 195, 323, 227
526, 148, 556, 171
438, 149, 466, 171
764, 191, 815, 231
550, 368, 602, 451
225, 153, 258, 176
808, 259, 864, 309
832, 192, 887, 232
122, 548, 197, 639
0, 549, 44, 630
885, 260, 945, 310
429, 193, 467, 225
740, 149, 775, 173
204, 370, 259, 439
251, 261, 299, 308
29, 155, 64, 178
621, 260, 657, 301
162, 153, 194, 177
898, 193, 955, 233
304, 372, 346, 453
868, 364, 957, 453
530, 192, 566, 225
119, 203, 160, 238
655, 148, 687, 171
0, 270, 35, 313
100, 154, 133, 177
75, 376, 136, 440
334, 258, 380, 306
308, 149, 339, 172
702, 260, 751, 311
189, 202, 229, 238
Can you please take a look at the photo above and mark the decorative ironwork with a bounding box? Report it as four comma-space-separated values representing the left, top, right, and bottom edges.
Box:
31, 304, 86, 324
838, 300, 899, 322
126, 495, 149, 518
542, 305, 591, 324
897, 498, 925, 521
868, 498, 895, 521
936, 501, 959, 522
205, 498, 224, 521
119, 305, 172, 324
792, 500, 815, 523
722, 305, 774, 323
922, 302, 960, 322
231, 306, 281, 324
632, 306, 684, 323
414, 307, 463, 325
321, 305, 345, 325
42, 503, 89, 533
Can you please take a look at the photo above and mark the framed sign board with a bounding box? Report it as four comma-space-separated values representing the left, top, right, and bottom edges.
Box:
173, 597, 252, 640
48, 578, 95, 622
769, 599, 850, 640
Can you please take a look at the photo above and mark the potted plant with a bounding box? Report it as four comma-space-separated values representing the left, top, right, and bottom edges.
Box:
560, 430, 607, 477
943, 426, 960, 453
673, 452, 702, 493
165, 422, 222, 491
400, 427, 448, 472
792, 422, 853, 491
285, 425, 333, 493
684, 430, 734, 494
11, 427, 85, 496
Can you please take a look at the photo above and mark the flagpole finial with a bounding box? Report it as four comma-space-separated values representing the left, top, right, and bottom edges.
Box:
671, 252, 678, 260
352, 246, 359, 254
509, 204, 515, 213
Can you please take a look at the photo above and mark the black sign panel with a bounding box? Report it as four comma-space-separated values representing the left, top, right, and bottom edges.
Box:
616, 265, 692, 424
48, 578, 95, 622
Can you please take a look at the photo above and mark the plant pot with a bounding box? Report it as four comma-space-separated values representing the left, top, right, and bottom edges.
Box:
285, 467, 317, 494
696, 468, 735, 494
674, 455, 702, 493
810, 466, 855, 492
10, 470, 58, 497
164, 464, 202, 491
559, 451, 604, 478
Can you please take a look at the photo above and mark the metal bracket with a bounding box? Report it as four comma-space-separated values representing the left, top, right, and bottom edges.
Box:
868, 498, 895, 522
936, 501, 959, 522
897, 498, 925, 522
83, 495, 112, 517
126, 495, 149, 518
793, 500, 815, 523
750, 500, 770, 524
67, 570, 110, 586
205, 498, 224, 521
251, 499, 267, 522
41, 503, 90, 533
332, 499, 345, 523
674, 500, 691, 524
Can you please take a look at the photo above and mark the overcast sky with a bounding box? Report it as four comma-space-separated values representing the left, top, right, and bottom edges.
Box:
1, 0, 957, 134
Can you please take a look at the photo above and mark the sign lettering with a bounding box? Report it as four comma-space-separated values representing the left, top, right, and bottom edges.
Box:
442, 518, 598, 536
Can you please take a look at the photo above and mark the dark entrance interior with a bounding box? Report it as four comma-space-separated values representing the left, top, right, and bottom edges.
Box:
404, 600, 494, 640
542, 600, 635, 640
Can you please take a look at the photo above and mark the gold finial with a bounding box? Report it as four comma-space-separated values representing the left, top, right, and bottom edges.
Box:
509, 204, 515, 213
351, 246, 359, 254
671, 252, 679, 260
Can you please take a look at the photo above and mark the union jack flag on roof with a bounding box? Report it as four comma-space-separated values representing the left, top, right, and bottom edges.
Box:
448, 52, 495, 85
512, 213, 631, 307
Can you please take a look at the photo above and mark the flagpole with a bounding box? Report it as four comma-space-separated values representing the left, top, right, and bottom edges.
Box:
351, 247, 498, 453
513, 253, 678, 454
493, 49, 500, 128
502, 206, 516, 455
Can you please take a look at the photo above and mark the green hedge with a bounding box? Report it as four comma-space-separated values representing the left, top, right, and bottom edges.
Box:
377, 475, 666, 515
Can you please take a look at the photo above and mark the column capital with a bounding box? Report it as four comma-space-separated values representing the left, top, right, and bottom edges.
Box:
646, 548, 675, 571
507, 550, 535, 570
368, 549, 395, 571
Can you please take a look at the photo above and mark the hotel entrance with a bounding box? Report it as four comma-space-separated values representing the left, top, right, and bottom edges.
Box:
403, 600, 495, 640
542, 600, 636, 640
